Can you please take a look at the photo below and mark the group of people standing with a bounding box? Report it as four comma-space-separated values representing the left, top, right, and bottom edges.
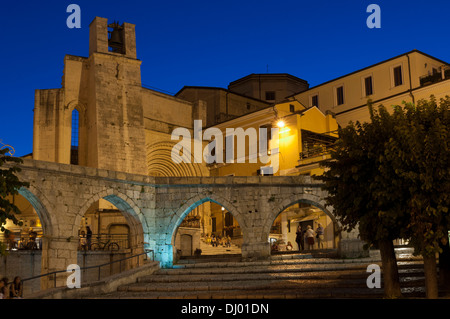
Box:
206, 234, 231, 247
295, 223, 324, 251
0, 276, 23, 299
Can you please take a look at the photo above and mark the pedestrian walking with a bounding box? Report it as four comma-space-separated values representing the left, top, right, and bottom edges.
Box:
305, 225, 315, 250
10, 276, 23, 299
86, 226, 93, 250
295, 225, 304, 251
316, 223, 324, 249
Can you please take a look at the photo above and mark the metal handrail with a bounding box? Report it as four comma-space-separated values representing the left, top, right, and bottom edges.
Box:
17, 249, 154, 290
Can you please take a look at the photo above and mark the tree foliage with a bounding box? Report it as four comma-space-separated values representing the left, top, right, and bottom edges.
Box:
321, 96, 450, 251
320, 96, 450, 298
0, 148, 29, 254
319, 101, 410, 246
383, 96, 450, 257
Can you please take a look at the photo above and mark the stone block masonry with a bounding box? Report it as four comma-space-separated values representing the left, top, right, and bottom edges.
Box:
9, 158, 368, 289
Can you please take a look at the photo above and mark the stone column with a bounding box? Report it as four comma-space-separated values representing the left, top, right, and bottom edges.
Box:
241, 241, 271, 260
40, 237, 78, 290
239, 198, 271, 261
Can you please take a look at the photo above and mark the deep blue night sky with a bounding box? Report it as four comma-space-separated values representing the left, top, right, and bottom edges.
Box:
1, 0, 449, 156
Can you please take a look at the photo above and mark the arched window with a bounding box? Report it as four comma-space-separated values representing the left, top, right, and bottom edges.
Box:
71, 109, 79, 165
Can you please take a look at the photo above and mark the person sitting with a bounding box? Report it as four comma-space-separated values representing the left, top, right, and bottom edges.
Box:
1, 278, 9, 299
10, 277, 23, 299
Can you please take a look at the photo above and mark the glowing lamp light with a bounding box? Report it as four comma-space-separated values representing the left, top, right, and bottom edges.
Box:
276, 120, 285, 128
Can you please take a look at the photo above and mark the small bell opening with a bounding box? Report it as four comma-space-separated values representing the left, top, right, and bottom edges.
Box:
108, 21, 124, 54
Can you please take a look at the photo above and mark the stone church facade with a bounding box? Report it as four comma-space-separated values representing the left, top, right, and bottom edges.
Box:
31, 17, 313, 252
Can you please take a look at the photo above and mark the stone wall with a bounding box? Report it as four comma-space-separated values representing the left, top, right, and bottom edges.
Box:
0, 251, 42, 296
0, 250, 132, 296
8, 159, 368, 288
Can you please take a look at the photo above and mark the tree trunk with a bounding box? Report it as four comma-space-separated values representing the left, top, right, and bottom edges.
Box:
438, 236, 450, 296
378, 239, 402, 298
423, 253, 439, 299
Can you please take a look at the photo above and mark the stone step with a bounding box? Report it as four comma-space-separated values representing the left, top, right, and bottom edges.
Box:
136, 267, 426, 285
171, 257, 423, 271
158, 262, 375, 276
107, 264, 426, 299
86, 247, 427, 299
178, 255, 243, 265
89, 257, 427, 299
93, 285, 426, 299
117, 260, 425, 294
198, 241, 242, 256
118, 277, 426, 294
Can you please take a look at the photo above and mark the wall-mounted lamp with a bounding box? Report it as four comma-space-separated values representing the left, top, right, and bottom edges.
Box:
276, 120, 285, 128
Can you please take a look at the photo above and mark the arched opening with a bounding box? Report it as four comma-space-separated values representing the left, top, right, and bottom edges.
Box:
269, 200, 338, 256
0, 193, 44, 251
70, 108, 79, 165
0, 188, 52, 295
76, 194, 145, 282
172, 199, 242, 262
78, 197, 143, 251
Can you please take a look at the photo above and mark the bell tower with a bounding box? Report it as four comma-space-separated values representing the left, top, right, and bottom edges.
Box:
89, 17, 137, 59
33, 17, 146, 175
108, 21, 125, 54
83, 17, 146, 175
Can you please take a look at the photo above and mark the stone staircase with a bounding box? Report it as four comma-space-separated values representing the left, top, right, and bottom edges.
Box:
91, 250, 427, 299
197, 238, 242, 256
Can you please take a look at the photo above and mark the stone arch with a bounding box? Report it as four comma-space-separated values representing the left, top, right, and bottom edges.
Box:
65, 100, 87, 113
18, 185, 55, 237
17, 185, 59, 284
168, 192, 245, 246
75, 188, 147, 252
262, 191, 338, 242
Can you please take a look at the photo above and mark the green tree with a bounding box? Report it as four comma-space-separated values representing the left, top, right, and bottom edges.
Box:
0, 148, 29, 255
383, 96, 450, 298
320, 96, 450, 299
319, 101, 407, 298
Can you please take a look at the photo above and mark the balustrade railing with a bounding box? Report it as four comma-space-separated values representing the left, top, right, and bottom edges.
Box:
419, 67, 450, 87
13, 249, 154, 294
